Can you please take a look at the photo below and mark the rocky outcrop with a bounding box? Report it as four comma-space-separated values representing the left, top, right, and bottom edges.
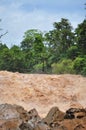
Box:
55, 108, 86, 130
0, 104, 49, 130
64, 108, 86, 119
0, 104, 22, 130
43, 107, 64, 126
0, 103, 86, 130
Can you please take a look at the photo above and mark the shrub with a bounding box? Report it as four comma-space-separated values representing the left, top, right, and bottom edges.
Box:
73, 57, 86, 76
33, 63, 46, 73
81, 67, 86, 76
52, 59, 74, 74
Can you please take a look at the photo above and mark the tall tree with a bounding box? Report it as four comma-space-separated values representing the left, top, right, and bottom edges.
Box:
9, 45, 26, 72
20, 29, 47, 72
45, 18, 75, 63
75, 19, 86, 55
53, 18, 74, 53
0, 47, 11, 71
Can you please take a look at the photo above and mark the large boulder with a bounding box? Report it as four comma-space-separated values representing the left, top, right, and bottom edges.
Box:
43, 107, 64, 126
50, 108, 86, 130
0, 104, 22, 130
27, 108, 50, 130
64, 108, 86, 119
19, 108, 50, 130
14, 104, 29, 122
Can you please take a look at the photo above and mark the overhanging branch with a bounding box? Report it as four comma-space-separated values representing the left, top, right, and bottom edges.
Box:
0, 31, 8, 39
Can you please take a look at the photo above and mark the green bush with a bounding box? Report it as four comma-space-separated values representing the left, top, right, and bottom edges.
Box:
33, 63, 46, 73
73, 57, 86, 76
52, 59, 74, 74
81, 67, 86, 76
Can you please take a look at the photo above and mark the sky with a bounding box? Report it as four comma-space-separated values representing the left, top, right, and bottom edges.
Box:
0, 0, 86, 47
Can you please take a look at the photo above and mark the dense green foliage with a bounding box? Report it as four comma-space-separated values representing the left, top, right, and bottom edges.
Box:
73, 56, 86, 76
0, 18, 86, 76
52, 59, 74, 74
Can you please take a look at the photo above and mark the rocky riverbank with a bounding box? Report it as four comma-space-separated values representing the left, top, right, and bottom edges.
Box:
0, 103, 86, 130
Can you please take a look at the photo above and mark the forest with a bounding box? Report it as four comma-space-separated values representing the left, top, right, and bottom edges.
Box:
0, 18, 86, 76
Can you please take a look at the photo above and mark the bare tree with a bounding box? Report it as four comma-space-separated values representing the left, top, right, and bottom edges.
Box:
0, 19, 8, 40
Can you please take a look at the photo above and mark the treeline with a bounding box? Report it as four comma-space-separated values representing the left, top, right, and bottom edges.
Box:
0, 18, 86, 76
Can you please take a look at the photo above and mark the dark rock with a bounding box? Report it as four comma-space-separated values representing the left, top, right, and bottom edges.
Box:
64, 113, 75, 119
64, 108, 86, 119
